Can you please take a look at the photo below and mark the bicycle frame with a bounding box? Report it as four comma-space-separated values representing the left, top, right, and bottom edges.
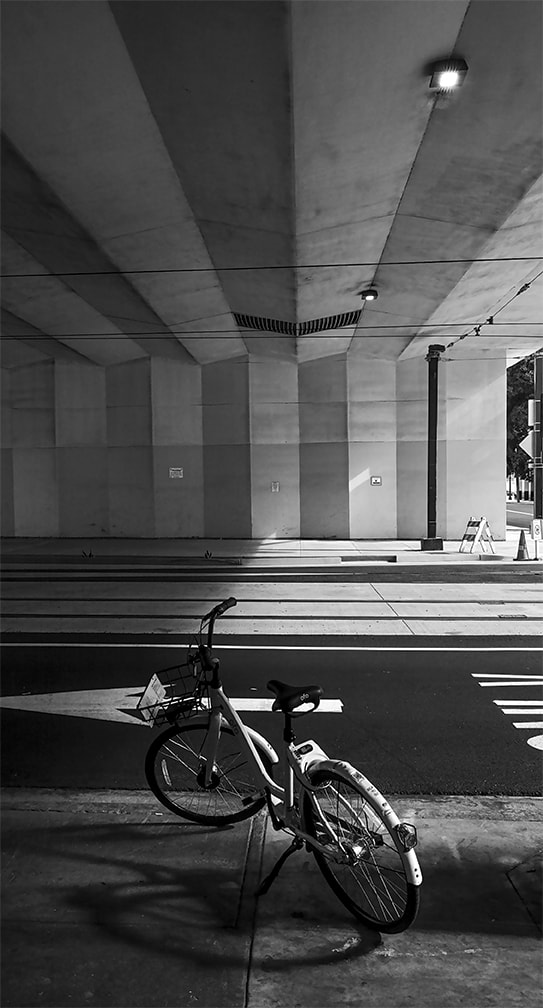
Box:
178, 600, 421, 886
194, 680, 382, 864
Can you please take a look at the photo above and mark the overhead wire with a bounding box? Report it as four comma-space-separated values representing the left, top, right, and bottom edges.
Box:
441, 268, 543, 355
1, 254, 542, 280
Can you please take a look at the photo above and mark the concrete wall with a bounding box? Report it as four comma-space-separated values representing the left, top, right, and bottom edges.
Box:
1, 352, 508, 539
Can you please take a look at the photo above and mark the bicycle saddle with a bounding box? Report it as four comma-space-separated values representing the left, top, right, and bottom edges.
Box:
267, 679, 324, 714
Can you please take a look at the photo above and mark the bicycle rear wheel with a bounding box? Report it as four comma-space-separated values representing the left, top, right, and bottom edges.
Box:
303, 766, 421, 933
145, 721, 274, 825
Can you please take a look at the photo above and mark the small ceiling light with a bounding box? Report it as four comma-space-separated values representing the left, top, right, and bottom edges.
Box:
359, 288, 378, 301
428, 57, 468, 91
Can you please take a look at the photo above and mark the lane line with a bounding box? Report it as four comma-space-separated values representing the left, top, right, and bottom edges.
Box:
471, 673, 543, 681
493, 700, 543, 705
477, 682, 543, 686
1, 642, 542, 651
499, 708, 543, 714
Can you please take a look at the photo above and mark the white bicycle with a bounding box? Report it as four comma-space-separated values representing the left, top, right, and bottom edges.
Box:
139, 598, 422, 933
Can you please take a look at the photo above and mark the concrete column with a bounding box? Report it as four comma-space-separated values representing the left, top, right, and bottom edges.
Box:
443, 356, 506, 539
10, 361, 58, 536
299, 355, 349, 538
202, 357, 251, 538
347, 358, 397, 538
396, 354, 506, 540
56, 361, 108, 537
1, 369, 14, 536
151, 358, 204, 537
248, 358, 300, 538
106, 358, 154, 537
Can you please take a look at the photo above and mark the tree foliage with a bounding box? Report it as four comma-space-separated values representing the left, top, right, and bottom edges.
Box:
507, 355, 534, 478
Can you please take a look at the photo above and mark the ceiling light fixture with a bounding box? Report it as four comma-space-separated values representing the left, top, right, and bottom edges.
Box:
359, 288, 378, 301
428, 57, 468, 91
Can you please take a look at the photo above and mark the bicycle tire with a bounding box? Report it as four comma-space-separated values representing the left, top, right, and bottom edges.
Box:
145, 721, 274, 825
303, 765, 421, 933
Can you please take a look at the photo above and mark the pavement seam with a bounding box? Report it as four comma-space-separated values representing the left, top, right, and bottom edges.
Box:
237, 813, 267, 1008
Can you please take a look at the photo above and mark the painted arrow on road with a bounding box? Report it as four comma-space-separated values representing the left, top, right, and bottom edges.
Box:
0, 688, 343, 725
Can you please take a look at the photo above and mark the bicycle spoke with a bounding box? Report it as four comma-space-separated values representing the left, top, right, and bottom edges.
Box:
305, 769, 419, 931
147, 723, 273, 825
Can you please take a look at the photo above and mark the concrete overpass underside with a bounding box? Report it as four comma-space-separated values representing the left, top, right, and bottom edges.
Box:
1, 0, 542, 540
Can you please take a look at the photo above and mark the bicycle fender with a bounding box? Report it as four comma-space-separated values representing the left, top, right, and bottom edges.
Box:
306, 758, 423, 887
309, 759, 394, 814
185, 714, 280, 765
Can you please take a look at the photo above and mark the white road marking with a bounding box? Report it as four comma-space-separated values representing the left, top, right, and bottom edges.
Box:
493, 700, 543, 705
499, 709, 543, 715
472, 674, 543, 748
472, 674, 543, 687
2, 643, 543, 651
0, 688, 343, 724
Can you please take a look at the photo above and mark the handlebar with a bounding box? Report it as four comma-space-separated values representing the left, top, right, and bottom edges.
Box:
194, 598, 237, 687
203, 596, 237, 647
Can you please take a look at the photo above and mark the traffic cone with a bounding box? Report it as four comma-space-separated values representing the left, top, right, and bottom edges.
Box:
515, 530, 531, 561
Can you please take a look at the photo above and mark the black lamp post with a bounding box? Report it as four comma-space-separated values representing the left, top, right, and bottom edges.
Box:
421, 344, 446, 551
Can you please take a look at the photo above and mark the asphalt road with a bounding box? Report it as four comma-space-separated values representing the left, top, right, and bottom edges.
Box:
1, 641, 541, 797
507, 500, 534, 530
2, 554, 542, 798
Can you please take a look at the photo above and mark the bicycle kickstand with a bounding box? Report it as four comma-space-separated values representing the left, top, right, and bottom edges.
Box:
256, 837, 304, 897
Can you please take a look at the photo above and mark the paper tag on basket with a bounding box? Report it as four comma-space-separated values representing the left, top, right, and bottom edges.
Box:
138, 674, 167, 721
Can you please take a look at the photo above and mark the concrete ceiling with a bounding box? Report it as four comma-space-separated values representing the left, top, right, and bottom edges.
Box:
1, 0, 542, 370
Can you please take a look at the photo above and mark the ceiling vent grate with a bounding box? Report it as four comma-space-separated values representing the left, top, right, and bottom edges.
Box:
234, 310, 361, 335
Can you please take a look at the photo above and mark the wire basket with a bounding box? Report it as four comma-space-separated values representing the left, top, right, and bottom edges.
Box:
136, 662, 208, 727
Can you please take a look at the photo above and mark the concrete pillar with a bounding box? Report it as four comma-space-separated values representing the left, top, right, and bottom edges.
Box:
443, 356, 506, 539
299, 355, 349, 538
248, 358, 300, 538
151, 358, 204, 537
347, 358, 397, 538
10, 361, 58, 536
106, 358, 154, 537
396, 354, 506, 540
396, 356, 439, 539
1, 369, 14, 536
202, 357, 251, 538
56, 361, 108, 537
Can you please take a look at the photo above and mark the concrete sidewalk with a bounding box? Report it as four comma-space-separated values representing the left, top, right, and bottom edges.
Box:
1, 525, 541, 565
1, 790, 541, 1008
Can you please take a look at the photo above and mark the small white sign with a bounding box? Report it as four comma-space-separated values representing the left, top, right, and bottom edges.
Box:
519, 433, 534, 459
370, 476, 382, 486
271, 481, 280, 493
532, 519, 542, 541
169, 467, 184, 478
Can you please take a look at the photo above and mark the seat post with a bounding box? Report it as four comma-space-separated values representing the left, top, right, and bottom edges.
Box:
283, 712, 296, 744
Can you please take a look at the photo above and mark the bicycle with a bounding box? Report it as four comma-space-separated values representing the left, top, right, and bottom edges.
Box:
138, 598, 422, 933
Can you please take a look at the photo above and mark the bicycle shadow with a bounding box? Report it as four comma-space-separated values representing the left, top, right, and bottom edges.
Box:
2, 817, 380, 970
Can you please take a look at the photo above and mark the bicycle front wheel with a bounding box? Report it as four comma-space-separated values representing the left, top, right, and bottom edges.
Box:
145, 721, 274, 825
303, 766, 421, 933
